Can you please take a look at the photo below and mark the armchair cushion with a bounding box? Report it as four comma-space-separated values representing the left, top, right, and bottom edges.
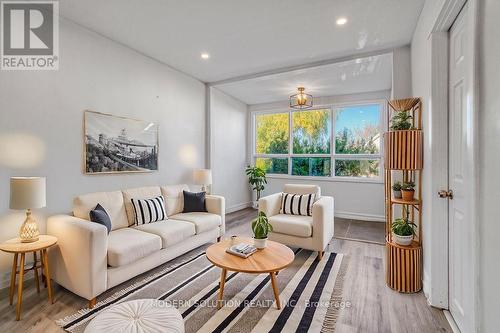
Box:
268, 213, 313, 238
170, 212, 221, 234
280, 193, 315, 216
283, 184, 321, 200
107, 228, 162, 267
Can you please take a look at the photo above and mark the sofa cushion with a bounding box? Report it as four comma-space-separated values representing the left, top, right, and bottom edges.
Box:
73, 191, 128, 231
269, 213, 313, 238
122, 186, 162, 226
89, 204, 112, 234
133, 219, 196, 248
161, 184, 189, 216
170, 212, 221, 234
182, 191, 207, 213
107, 228, 162, 267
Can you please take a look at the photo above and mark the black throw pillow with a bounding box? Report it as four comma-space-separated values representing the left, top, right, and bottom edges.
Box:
182, 190, 207, 213
89, 204, 112, 234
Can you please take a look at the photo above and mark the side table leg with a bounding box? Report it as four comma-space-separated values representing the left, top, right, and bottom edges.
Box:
41, 250, 47, 288
270, 271, 281, 310
42, 249, 54, 304
16, 253, 25, 321
33, 251, 40, 293
9, 253, 18, 305
217, 268, 227, 309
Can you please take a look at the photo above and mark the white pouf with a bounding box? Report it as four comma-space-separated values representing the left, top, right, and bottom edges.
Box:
84, 299, 184, 333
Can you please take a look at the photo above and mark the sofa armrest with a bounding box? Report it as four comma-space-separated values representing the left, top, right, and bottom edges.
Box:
312, 196, 335, 250
47, 215, 108, 301
206, 195, 225, 236
258, 193, 282, 217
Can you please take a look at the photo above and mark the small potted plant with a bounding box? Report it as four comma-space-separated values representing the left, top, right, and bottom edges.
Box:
392, 181, 402, 199
391, 216, 417, 246
390, 111, 413, 130
251, 211, 273, 249
401, 181, 415, 201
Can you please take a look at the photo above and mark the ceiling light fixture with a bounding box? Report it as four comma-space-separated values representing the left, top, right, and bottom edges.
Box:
290, 87, 313, 110
201, 52, 210, 59
336, 17, 347, 25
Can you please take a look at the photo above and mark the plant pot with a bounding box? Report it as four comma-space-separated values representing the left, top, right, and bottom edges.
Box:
393, 190, 402, 199
252, 201, 259, 209
392, 232, 413, 246
401, 189, 415, 201
253, 237, 267, 249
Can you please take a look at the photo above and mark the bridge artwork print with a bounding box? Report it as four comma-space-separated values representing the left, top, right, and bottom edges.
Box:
84, 110, 159, 174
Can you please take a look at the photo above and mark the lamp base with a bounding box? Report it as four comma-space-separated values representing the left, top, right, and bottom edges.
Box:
19, 209, 40, 243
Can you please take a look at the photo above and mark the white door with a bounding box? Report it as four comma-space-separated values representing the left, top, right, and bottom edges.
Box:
448, 3, 474, 332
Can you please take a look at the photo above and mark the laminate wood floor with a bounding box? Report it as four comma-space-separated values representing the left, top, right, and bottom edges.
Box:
0, 208, 451, 332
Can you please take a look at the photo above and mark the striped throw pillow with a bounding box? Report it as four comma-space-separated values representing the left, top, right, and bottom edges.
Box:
131, 195, 167, 225
280, 192, 315, 216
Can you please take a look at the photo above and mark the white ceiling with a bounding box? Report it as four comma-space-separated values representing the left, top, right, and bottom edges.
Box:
216, 53, 393, 105
59, 0, 424, 83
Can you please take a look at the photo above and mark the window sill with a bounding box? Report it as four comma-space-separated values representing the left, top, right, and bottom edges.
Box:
265, 173, 384, 184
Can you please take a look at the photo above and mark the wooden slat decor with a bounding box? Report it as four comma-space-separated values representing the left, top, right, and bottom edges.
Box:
386, 241, 422, 293
384, 130, 423, 170
388, 97, 420, 112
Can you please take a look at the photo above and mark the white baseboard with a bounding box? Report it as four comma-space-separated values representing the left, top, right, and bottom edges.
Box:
335, 211, 385, 222
444, 310, 461, 333
226, 202, 253, 214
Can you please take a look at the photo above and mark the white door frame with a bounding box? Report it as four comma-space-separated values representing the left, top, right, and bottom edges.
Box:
426, 0, 479, 331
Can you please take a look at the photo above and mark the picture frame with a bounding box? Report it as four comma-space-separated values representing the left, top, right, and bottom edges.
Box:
83, 110, 159, 174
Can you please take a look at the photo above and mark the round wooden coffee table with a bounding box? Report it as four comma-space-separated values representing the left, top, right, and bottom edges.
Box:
206, 237, 294, 309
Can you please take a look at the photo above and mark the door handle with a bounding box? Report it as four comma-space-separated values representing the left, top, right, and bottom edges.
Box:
438, 190, 453, 199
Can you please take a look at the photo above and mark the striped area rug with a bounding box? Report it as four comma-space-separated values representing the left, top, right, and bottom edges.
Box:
57, 249, 347, 333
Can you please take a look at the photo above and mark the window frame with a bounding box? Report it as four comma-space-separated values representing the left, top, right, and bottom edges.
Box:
251, 99, 386, 183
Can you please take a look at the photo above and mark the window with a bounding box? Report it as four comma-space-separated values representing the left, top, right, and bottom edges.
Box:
253, 102, 384, 180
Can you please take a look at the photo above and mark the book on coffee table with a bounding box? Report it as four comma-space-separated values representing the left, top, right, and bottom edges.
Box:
226, 243, 257, 258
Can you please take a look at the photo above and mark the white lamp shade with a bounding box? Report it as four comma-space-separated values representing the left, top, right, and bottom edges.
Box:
10, 177, 46, 210
193, 169, 212, 185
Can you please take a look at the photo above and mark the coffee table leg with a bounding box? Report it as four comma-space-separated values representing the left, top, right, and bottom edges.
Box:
9, 253, 18, 305
270, 271, 281, 310
16, 253, 25, 321
217, 268, 227, 309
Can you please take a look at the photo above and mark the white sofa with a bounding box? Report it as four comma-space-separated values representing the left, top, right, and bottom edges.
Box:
47, 184, 224, 307
259, 184, 334, 259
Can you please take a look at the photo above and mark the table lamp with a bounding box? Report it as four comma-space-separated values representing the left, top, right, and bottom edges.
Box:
10, 177, 46, 243
193, 169, 212, 193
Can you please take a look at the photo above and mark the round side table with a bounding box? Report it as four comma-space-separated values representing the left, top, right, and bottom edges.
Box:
0, 235, 57, 321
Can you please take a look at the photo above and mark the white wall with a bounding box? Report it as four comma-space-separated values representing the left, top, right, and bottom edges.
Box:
0, 19, 206, 286
391, 46, 412, 99
249, 90, 391, 221
478, 1, 500, 331
210, 88, 252, 212
411, 0, 450, 308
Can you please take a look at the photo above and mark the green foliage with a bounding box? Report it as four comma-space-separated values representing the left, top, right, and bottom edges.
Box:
390, 111, 413, 130
292, 110, 331, 154
251, 211, 273, 239
256, 158, 288, 174
391, 218, 417, 236
256, 113, 289, 154
392, 181, 402, 191
245, 165, 267, 200
292, 157, 331, 176
401, 181, 415, 190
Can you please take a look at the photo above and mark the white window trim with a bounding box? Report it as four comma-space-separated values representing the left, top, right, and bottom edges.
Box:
251, 99, 387, 183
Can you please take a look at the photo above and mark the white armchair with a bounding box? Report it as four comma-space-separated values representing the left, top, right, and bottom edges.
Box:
258, 184, 334, 259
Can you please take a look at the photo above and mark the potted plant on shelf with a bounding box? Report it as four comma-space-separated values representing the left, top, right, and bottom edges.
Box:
391, 209, 417, 246
401, 181, 415, 201
390, 111, 413, 130
245, 165, 267, 209
392, 181, 402, 199
251, 211, 273, 249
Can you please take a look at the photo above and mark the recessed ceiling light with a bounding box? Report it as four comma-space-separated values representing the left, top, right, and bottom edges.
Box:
336, 17, 347, 25
201, 53, 210, 59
